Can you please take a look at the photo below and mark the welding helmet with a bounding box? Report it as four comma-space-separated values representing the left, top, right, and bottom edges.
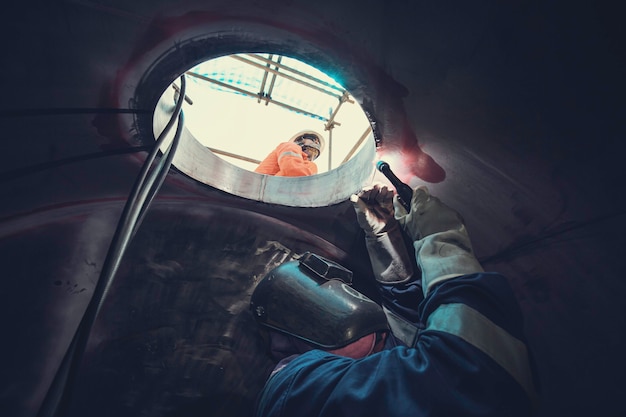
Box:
250, 252, 389, 350
289, 130, 325, 161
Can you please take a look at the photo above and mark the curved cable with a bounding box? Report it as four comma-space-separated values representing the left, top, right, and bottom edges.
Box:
135, 110, 184, 230
37, 75, 187, 417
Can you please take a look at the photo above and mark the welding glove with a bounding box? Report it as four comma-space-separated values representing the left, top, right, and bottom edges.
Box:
351, 184, 414, 284
393, 186, 483, 296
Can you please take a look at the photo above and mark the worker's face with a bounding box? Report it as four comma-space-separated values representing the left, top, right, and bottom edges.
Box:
297, 137, 321, 161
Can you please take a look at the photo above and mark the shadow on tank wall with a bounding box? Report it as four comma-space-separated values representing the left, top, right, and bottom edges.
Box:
63, 201, 375, 417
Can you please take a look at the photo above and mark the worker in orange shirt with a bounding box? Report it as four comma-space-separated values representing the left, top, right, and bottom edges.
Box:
255, 130, 325, 177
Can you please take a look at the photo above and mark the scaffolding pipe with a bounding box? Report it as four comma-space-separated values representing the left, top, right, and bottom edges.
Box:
207, 147, 261, 165
264, 55, 283, 106
257, 53, 273, 103
185, 71, 330, 122
324, 91, 351, 131
342, 126, 372, 164
246, 53, 345, 93
327, 125, 333, 170
230, 55, 343, 99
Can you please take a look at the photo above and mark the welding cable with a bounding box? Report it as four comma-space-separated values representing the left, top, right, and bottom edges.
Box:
37, 75, 187, 417
92, 81, 185, 318
134, 109, 184, 231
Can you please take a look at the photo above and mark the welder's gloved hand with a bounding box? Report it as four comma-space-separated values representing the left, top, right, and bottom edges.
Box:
351, 184, 397, 236
350, 184, 413, 284
393, 186, 484, 295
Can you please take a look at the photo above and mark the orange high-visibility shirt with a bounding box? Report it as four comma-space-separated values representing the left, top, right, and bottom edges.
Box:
254, 142, 318, 177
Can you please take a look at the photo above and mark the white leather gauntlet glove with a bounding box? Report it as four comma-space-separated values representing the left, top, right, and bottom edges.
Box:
393, 186, 483, 295
351, 184, 413, 284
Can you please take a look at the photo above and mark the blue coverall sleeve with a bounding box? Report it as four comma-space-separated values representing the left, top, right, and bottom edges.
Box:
255, 272, 539, 417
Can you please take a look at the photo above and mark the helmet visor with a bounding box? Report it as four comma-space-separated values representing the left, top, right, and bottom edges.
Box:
250, 253, 389, 349
294, 134, 322, 161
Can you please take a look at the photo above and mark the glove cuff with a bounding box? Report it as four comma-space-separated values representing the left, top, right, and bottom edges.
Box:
414, 227, 484, 295
365, 230, 414, 284
362, 219, 401, 239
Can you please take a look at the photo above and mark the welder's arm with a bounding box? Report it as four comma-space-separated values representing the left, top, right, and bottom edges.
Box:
393, 186, 483, 296
351, 184, 413, 284
276, 142, 318, 177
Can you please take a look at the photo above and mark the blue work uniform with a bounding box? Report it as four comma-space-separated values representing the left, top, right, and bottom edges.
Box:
255, 271, 539, 417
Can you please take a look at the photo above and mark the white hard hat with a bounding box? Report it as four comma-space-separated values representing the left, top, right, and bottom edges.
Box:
289, 130, 326, 154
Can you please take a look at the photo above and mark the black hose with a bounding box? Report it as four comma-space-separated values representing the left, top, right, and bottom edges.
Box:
36, 75, 187, 417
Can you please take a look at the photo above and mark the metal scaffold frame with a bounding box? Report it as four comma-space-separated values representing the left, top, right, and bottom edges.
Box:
180, 53, 370, 170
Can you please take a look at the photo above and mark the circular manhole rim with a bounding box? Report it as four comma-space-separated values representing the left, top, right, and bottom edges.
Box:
130, 22, 380, 207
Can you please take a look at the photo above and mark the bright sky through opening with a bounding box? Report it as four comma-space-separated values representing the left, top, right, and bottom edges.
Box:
175, 54, 372, 173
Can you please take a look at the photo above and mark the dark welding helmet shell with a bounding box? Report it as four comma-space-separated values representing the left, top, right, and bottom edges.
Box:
250, 252, 389, 350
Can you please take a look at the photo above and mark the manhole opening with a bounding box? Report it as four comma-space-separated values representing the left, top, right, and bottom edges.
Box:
133, 31, 380, 207
170, 53, 373, 174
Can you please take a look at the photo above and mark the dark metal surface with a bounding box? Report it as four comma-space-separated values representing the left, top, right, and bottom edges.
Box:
0, 1, 625, 417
